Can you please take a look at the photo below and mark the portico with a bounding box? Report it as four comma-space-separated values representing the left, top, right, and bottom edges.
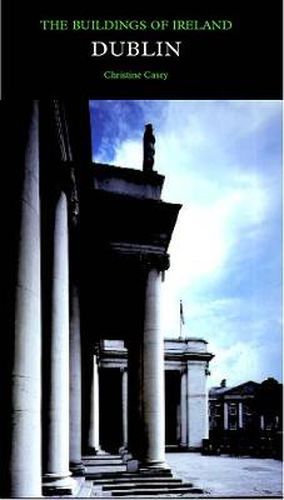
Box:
2, 100, 213, 497
81, 163, 181, 471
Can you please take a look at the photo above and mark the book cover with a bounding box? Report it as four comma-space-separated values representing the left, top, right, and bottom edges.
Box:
1, 1, 282, 498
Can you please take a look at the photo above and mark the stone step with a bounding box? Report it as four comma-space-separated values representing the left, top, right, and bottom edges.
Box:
110, 486, 204, 496
136, 470, 173, 477
84, 459, 123, 465
87, 470, 173, 480
102, 481, 194, 490
93, 477, 182, 485
86, 465, 127, 475
106, 495, 204, 499
83, 454, 121, 461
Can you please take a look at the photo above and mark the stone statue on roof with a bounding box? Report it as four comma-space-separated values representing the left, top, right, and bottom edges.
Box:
143, 123, 155, 172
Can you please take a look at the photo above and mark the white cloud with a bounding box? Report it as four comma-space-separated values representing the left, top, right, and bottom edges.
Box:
209, 339, 282, 387
109, 139, 143, 170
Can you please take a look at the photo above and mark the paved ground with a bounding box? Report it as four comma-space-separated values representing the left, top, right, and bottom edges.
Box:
166, 452, 283, 498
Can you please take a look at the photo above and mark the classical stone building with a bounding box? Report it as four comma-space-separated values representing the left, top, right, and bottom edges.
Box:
1, 100, 213, 498
208, 378, 283, 457
96, 338, 213, 454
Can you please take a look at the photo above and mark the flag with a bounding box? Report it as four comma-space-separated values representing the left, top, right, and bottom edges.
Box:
180, 299, 185, 325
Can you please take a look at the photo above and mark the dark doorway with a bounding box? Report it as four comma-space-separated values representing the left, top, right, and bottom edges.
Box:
99, 368, 122, 453
165, 371, 181, 445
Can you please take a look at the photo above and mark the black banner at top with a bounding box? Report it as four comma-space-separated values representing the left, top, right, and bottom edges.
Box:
2, 0, 283, 99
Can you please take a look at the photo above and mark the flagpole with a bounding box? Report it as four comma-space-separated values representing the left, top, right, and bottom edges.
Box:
179, 299, 184, 340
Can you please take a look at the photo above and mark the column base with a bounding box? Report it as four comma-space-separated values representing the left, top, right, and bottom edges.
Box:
180, 442, 188, 448
119, 445, 129, 454
42, 473, 77, 496
87, 446, 108, 456
70, 461, 86, 476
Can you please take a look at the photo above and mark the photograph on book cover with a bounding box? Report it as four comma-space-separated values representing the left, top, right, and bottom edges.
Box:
1, 1, 282, 499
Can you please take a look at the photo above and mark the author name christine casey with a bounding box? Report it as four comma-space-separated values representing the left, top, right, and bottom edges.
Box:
103, 70, 169, 80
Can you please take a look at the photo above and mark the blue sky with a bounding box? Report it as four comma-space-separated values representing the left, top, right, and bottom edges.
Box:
89, 100, 282, 388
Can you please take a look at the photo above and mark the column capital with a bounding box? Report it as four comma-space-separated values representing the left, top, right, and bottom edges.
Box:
58, 162, 79, 226
139, 252, 170, 272
52, 100, 72, 163
110, 243, 170, 272
44, 100, 79, 226
67, 163, 80, 227
92, 342, 101, 358
47, 161, 80, 227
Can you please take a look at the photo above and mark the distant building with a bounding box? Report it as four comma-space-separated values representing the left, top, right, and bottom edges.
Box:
208, 378, 282, 458
98, 338, 214, 453
209, 379, 260, 432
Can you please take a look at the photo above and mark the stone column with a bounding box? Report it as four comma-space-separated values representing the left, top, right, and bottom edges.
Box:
260, 415, 265, 430
69, 279, 85, 476
0, 102, 42, 497
121, 368, 128, 450
180, 370, 188, 447
42, 188, 76, 495
176, 393, 181, 444
127, 337, 144, 461
142, 266, 167, 468
88, 354, 101, 454
224, 402, 229, 430
238, 402, 243, 429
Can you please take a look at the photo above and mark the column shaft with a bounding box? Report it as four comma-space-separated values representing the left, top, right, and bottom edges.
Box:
142, 268, 167, 468
238, 402, 243, 429
121, 369, 128, 449
224, 402, 229, 430
43, 190, 75, 494
88, 355, 101, 453
69, 281, 85, 475
1, 102, 42, 497
260, 415, 265, 430
180, 371, 188, 447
